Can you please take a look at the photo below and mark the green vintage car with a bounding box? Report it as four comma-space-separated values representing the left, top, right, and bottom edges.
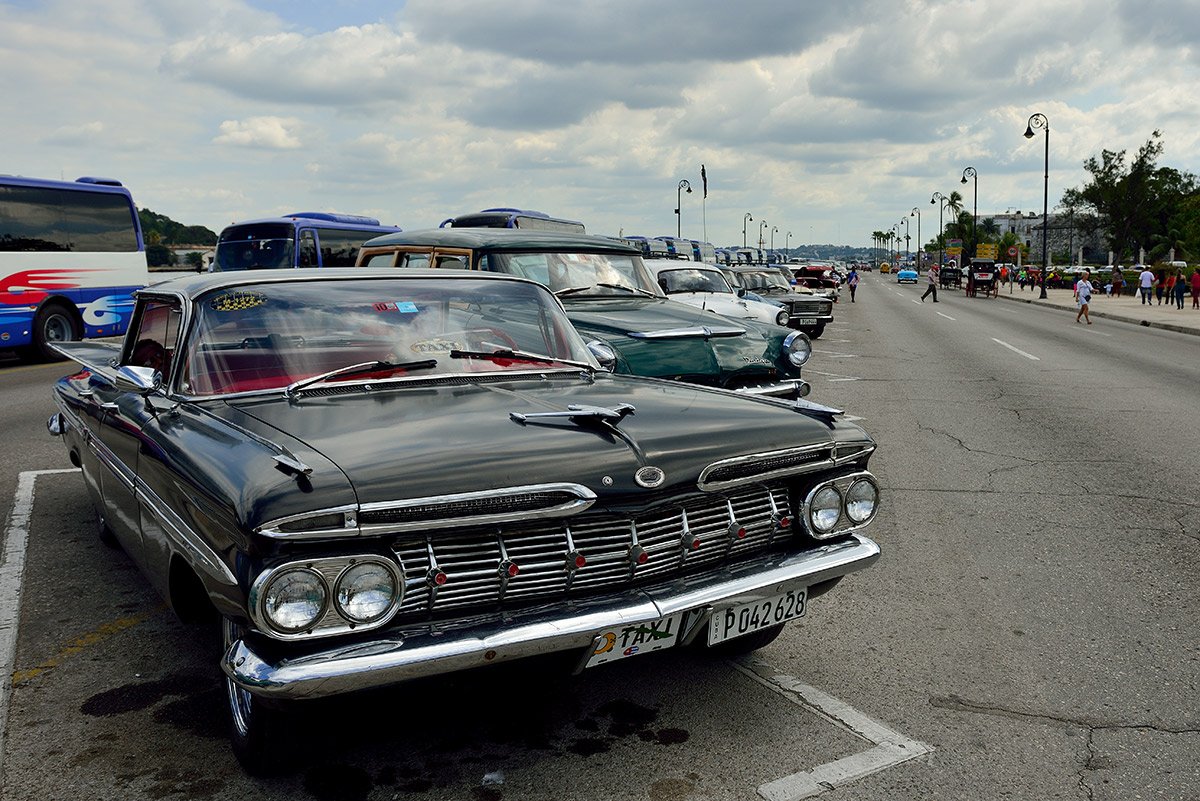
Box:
357, 229, 812, 398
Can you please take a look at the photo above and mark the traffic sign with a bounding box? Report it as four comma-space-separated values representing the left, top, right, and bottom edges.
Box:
1007, 246, 1018, 257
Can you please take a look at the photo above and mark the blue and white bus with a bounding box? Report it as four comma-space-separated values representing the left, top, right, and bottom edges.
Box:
0, 175, 148, 360
212, 213, 402, 271
440, 208, 586, 234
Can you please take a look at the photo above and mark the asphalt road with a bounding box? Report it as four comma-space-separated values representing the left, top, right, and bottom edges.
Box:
0, 279, 1197, 800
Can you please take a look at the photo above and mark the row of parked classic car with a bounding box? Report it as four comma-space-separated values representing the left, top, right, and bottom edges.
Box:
46, 210, 879, 772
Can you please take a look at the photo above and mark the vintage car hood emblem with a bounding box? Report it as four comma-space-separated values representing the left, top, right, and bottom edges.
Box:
634, 466, 665, 488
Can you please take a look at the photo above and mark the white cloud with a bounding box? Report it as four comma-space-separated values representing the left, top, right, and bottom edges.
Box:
214, 117, 303, 149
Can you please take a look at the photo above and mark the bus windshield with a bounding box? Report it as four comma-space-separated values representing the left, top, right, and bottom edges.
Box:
214, 224, 295, 271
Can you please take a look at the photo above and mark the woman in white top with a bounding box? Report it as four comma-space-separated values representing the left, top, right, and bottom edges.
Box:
1075, 270, 1093, 324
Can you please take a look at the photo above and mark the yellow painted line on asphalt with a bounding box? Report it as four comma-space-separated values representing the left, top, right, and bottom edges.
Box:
10, 611, 154, 685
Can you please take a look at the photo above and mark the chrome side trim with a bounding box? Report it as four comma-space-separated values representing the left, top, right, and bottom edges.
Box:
697, 442, 836, 492
628, 325, 745, 339
136, 480, 238, 587
223, 534, 880, 700
356, 483, 598, 534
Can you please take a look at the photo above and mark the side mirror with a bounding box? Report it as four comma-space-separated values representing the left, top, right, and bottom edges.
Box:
585, 340, 617, 372
114, 365, 162, 395
735, 287, 746, 298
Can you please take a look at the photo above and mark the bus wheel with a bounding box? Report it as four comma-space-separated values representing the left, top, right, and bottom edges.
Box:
31, 303, 78, 361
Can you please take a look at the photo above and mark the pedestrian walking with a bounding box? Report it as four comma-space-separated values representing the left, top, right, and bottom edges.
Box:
1174, 268, 1186, 309
1110, 267, 1123, 298
921, 264, 939, 302
1074, 269, 1093, 324
1138, 266, 1155, 304
847, 267, 859, 302
1191, 269, 1200, 309
1162, 271, 1175, 306
1156, 270, 1167, 304
1018, 269, 1027, 291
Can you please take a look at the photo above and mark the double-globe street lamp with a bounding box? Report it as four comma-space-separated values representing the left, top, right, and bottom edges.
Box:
743, 212, 753, 248
910, 207, 921, 271
1023, 113, 1050, 299
675, 179, 692, 239
931, 192, 948, 269
960, 166, 978, 253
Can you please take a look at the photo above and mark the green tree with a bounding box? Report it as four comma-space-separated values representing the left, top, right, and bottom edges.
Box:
1061, 131, 1197, 262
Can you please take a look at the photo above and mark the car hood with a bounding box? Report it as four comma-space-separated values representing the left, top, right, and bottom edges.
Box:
222, 374, 844, 510
560, 296, 786, 382
666, 292, 778, 322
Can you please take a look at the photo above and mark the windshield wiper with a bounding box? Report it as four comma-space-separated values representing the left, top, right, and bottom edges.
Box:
284, 359, 438, 398
554, 283, 657, 298
449, 348, 594, 371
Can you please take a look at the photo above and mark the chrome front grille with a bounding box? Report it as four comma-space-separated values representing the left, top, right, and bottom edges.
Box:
390, 484, 791, 621
790, 298, 831, 316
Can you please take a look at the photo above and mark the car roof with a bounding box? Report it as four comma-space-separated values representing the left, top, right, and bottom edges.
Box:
140, 267, 536, 298
364, 227, 639, 254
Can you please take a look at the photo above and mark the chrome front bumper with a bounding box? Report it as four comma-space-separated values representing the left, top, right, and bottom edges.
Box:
223, 534, 879, 700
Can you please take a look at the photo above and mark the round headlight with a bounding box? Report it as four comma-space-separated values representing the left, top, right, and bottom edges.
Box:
335, 561, 398, 624
775, 309, 790, 327
845, 479, 878, 524
784, 331, 812, 366
262, 568, 327, 633
809, 486, 842, 533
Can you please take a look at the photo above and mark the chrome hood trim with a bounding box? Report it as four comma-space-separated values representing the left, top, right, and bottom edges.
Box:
698, 442, 836, 491
627, 325, 745, 339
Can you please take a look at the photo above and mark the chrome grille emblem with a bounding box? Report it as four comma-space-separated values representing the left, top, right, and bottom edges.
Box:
634, 466, 666, 488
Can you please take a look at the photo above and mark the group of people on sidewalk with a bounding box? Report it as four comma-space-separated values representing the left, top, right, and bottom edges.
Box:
1131, 266, 1200, 309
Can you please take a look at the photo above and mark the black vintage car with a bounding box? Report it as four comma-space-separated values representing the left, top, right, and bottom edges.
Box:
723, 265, 835, 339
357, 229, 813, 399
47, 269, 881, 771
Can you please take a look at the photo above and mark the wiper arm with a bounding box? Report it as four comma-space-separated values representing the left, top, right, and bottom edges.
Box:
554, 283, 656, 298
284, 359, 438, 398
449, 348, 594, 371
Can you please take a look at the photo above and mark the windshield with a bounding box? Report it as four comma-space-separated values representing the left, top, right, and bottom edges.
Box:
213, 223, 295, 271
179, 277, 590, 396
739, 270, 791, 292
489, 251, 661, 297
655, 268, 733, 295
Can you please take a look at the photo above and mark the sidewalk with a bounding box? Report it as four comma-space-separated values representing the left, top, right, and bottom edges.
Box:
993, 285, 1200, 338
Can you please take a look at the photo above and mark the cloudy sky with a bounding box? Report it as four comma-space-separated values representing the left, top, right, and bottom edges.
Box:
4, 0, 1199, 249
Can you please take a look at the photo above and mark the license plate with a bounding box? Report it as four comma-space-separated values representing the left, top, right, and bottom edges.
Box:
585, 612, 684, 668
708, 587, 807, 646
796, 318, 818, 325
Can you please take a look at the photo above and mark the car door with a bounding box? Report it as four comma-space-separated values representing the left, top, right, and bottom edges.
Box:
94, 297, 183, 555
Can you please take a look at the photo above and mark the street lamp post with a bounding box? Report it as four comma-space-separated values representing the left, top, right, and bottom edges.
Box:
743, 212, 753, 249
931, 192, 948, 269
899, 217, 909, 268
891, 224, 900, 266
758, 220, 768, 254
961, 167, 977, 254
1023, 113, 1049, 299
910, 207, 921, 272
785, 230, 792, 258
675, 179, 692, 239
770, 226, 778, 259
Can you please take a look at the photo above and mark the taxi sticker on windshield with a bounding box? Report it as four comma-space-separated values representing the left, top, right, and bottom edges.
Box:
210, 291, 266, 312
410, 338, 463, 355
373, 301, 419, 313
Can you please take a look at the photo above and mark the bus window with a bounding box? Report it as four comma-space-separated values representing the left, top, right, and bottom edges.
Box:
298, 230, 318, 267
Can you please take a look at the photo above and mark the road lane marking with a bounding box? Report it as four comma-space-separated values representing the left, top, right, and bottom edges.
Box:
936, 312, 956, 321
10, 612, 154, 685
991, 337, 1041, 360
733, 657, 933, 800
0, 468, 78, 784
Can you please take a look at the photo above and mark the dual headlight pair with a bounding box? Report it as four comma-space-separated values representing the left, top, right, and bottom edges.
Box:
249, 556, 403, 638
802, 471, 879, 539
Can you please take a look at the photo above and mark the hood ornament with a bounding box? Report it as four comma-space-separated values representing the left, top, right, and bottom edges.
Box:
510, 403, 635, 426
634, 466, 665, 488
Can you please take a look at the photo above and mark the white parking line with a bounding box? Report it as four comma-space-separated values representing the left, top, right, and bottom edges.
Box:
734, 657, 933, 799
991, 337, 1041, 360
0, 469, 77, 785
936, 312, 956, 321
